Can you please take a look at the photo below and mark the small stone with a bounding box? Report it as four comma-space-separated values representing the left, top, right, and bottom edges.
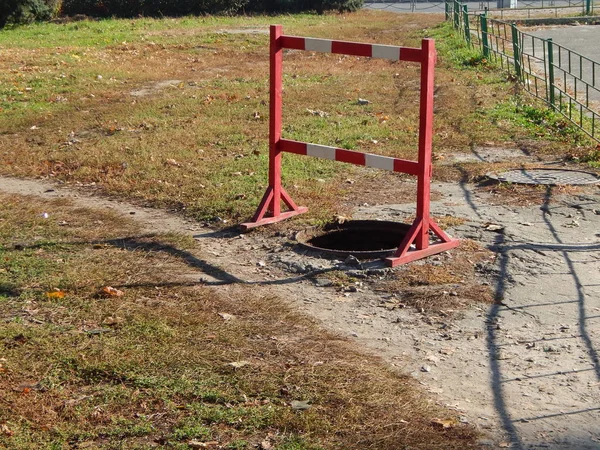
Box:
291, 400, 312, 411
257, 261, 266, 267
314, 278, 333, 287
357, 98, 371, 105
344, 255, 361, 266
421, 365, 431, 373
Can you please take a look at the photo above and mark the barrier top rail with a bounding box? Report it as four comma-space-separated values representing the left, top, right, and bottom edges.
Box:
279, 35, 424, 62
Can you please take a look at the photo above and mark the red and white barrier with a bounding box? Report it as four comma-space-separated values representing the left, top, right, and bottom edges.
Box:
240, 25, 459, 267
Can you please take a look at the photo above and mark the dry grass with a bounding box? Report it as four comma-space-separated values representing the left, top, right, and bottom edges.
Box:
1, 12, 595, 227
382, 239, 496, 314
0, 193, 480, 449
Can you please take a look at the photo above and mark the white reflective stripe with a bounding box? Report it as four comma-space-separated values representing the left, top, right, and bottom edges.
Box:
372, 44, 400, 61
307, 143, 336, 160
365, 153, 395, 171
304, 38, 333, 53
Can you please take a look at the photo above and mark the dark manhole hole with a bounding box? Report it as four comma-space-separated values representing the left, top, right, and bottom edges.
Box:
296, 220, 411, 259
488, 168, 600, 186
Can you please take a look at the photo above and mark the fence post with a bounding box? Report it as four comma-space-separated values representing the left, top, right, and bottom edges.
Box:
480, 14, 490, 59
585, 0, 592, 15
453, 0, 460, 28
547, 38, 556, 108
463, 5, 471, 45
445, 0, 450, 20
511, 23, 521, 79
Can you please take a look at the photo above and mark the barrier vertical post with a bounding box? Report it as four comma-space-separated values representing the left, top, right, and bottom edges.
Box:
445, 0, 450, 20
416, 39, 435, 251
270, 24, 283, 218
386, 39, 459, 267
240, 25, 307, 231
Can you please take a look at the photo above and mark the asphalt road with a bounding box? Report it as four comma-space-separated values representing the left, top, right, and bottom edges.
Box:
522, 25, 600, 105
364, 0, 590, 14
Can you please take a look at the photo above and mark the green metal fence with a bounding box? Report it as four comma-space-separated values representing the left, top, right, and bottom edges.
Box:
446, 0, 600, 142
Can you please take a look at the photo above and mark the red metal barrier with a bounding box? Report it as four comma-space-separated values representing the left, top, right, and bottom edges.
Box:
241, 25, 459, 267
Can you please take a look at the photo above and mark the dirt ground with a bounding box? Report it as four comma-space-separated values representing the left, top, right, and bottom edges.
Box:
0, 162, 599, 449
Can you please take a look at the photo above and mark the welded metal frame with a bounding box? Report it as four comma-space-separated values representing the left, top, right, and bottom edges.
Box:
241, 25, 459, 267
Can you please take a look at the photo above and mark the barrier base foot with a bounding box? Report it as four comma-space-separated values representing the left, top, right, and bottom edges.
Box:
385, 238, 460, 267
240, 207, 308, 231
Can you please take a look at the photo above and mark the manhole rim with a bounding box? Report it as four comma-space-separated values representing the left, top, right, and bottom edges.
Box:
486, 167, 600, 186
296, 220, 412, 259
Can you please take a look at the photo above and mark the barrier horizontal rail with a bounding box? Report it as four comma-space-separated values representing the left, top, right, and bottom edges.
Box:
279, 140, 421, 175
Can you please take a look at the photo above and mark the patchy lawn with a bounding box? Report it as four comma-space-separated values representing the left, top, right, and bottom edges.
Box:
0, 193, 479, 449
0, 12, 595, 226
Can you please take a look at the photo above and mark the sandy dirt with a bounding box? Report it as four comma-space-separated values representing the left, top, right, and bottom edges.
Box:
0, 173, 599, 450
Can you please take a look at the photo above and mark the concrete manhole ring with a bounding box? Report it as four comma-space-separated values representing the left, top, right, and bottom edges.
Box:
487, 168, 600, 185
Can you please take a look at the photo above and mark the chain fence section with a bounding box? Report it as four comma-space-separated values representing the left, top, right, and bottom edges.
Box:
446, 0, 600, 142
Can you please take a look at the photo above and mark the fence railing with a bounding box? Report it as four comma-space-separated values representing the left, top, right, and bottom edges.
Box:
447, 0, 600, 142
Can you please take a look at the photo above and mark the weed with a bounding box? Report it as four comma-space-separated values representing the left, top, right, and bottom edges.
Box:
579, 148, 600, 168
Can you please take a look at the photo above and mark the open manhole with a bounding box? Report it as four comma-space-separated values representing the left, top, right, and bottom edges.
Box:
488, 168, 600, 185
296, 220, 412, 259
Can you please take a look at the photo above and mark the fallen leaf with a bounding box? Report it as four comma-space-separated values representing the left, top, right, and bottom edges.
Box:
15, 381, 41, 393
165, 158, 181, 167
431, 418, 457, 428
102, 316, 125, 327
46, 288, 66, 299
228, 361, 250, 369
218, 313, 235, 321
0, 424, 14, 436
100, 286, 124, 298
482, 222, 504, 232
260, 439, 273, 450
188, 440, 219, 449
498, 443, 513, 448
